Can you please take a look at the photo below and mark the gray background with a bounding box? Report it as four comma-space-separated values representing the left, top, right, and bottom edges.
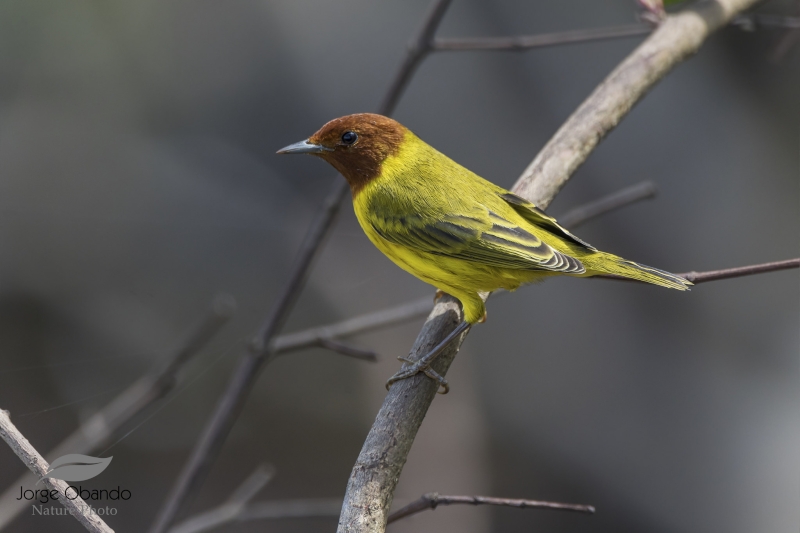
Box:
0, 0, 797, 532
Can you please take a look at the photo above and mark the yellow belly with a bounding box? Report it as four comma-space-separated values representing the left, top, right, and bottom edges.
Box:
354, 209, 551, 323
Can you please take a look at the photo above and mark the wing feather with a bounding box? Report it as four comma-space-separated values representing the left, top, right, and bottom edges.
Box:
370, 205, 585, 274
499, 192, 597, 251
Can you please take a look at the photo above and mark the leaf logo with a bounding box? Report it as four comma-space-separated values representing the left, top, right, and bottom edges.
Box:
38, 455, 113, 484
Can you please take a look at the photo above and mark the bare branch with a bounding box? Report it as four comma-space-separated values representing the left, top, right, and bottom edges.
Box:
0, 410, 115, 533
271, 297, 431, 355
148, 2, 455, 532
170, 500, 342, 533
379, 0, 453, 115
681, 258, 799, 283
0, 296, 234, 529
433, 24, 651, 51
316, 338, 379, 362
169, 464, 339, 533
556, 181, 658, 229
387, 492, 595, 524
337, 1, 762, 532
513, 1, 761, 209
168, 465, 275, 533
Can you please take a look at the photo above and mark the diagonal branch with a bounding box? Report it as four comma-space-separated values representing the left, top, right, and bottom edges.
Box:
147, 2, 455, 532
387, 492, 594, 524
0, 410, 115, 533
337, 1, 763, 532
556, 181, 657, 228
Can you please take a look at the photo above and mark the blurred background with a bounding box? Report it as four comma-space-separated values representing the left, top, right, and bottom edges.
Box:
0, 0, 797, 532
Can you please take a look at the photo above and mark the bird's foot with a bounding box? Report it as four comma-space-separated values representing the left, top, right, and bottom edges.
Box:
386, 356, 449, 394
384, 320, 471, 395
433, 289, 446, 302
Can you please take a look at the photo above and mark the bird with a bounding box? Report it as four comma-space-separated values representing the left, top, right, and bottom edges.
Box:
278, 113, 690, 392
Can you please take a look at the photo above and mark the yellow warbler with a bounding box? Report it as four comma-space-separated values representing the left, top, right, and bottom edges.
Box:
279, 113, 689, 391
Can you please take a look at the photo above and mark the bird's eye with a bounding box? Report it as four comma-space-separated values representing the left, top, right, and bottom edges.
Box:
341, 131, 358, 145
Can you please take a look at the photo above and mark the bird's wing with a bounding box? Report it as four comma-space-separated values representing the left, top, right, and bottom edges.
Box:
498, 192, 597, 251
369, 205, 585, 273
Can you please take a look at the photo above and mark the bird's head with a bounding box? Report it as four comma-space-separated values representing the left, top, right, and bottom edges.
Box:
277, 113, 408, 194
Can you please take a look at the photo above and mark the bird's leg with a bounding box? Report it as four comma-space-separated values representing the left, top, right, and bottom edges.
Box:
386, 320, 471, 394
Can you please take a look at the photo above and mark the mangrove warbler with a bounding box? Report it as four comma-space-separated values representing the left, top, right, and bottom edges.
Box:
278, 114, 690, 391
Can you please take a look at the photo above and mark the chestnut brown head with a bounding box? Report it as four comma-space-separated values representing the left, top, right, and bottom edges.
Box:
277, 113, 407, 194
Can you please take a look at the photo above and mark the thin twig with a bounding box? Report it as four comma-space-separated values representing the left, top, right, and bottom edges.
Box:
172, 499, 342, 533
0, 410, 115, 533
148, 2, 455, 532
378, 0, 453, 115
557, 181, 658, 229
387, 492, 595, 524
0, 296, 234, 529
168, 465, 275, 533
271, 297, 432, 355
168, 464, 340, 533
337, 1, 762, 532
433, 24, 652, 51
316, 338, 378, 362
682, 258, 799, 282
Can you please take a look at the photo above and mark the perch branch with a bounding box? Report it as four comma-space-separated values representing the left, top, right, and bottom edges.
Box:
0, 410, 114, 533
337, 1, 762, 532
148, 2, 454, 532
387, 492, 594, 524
0, 295, 234, 529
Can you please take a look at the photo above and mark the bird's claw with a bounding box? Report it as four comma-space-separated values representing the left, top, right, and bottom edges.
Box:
386, 359, 449, 394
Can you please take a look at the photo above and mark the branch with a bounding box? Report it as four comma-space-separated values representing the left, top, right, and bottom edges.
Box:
337, 1, 762, 532
0, 295, 234, 529
168, 465, 274, 533
682, 258, 799, 282
378, 0, 453, 116
271, 297, 431, 355
168, 464, 340, 533
556, 181, 657, 229
148, 2, 455, 532
433, 24, 651, 51
0, 410, 115, 533
387, 492, 595, 524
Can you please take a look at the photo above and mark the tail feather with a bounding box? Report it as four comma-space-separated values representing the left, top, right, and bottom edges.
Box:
591, 255, 692, 290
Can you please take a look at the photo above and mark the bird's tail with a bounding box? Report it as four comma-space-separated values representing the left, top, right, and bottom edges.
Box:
589, 254, 692, 291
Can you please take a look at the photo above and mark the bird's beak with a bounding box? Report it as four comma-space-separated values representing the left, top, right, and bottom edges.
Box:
276, 139, 332, 155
